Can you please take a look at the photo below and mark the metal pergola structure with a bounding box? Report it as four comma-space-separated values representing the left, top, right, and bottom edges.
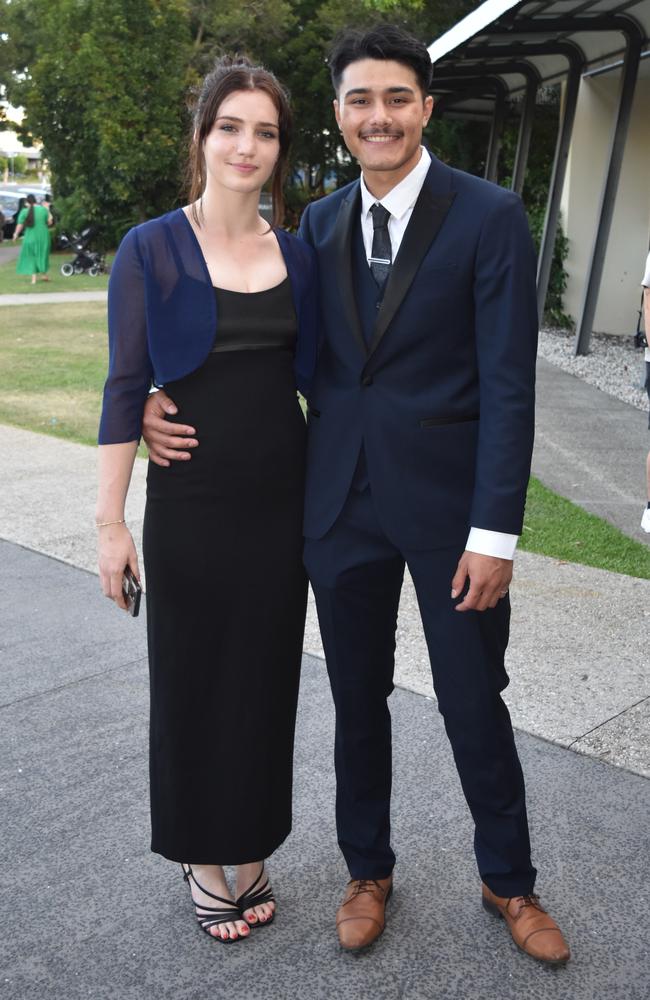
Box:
427, 0, 650, 354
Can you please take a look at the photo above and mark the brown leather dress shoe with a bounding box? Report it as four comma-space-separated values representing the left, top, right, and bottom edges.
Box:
336, 877, 393, 952
482, 883, 570, 965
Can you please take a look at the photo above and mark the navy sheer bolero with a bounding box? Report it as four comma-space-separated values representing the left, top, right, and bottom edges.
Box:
98, 208, 319, 444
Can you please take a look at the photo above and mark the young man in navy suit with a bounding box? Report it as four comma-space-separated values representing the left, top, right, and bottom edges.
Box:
142, 25, 569, 964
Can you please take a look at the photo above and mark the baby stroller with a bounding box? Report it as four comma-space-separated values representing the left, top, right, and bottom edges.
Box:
59, 227, 107, 277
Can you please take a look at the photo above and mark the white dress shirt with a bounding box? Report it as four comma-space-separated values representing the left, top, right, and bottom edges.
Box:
642, 251, 650, 363
359, 147, 519, 561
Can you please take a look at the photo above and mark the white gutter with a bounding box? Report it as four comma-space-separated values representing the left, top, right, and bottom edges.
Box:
428, 0, 522, 64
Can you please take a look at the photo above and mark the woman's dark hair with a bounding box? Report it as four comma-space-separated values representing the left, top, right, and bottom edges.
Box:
328, 24, 433, 97
24, 193, 36, 228
186, 56, 292, 229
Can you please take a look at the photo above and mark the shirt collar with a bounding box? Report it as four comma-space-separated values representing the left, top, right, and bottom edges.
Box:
360, 147, 431, 222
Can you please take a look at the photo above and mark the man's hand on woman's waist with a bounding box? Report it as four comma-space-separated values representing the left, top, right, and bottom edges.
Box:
142, 389, 198, 466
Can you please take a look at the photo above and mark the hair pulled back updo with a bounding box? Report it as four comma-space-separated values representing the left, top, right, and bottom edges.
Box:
186, 56, 292, 229
24, 193, 36, 228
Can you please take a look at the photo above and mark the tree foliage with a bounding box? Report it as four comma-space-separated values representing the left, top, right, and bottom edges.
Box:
0, 0, 477, 231
2, 0, 191, 244
1, 0, 563, 318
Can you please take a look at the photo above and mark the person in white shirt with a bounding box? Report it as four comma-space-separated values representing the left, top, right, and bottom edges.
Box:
641, 251, 650, 532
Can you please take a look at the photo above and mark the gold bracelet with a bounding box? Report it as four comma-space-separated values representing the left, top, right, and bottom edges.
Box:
96, 518, 126, 527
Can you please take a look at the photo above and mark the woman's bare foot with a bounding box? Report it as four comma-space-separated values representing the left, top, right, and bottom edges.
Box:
184, 864, 250, 942
30, 275, 36, 285
236, 861, 276, 926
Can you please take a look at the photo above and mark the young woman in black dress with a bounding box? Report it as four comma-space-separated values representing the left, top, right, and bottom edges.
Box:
97, 59, 318, 943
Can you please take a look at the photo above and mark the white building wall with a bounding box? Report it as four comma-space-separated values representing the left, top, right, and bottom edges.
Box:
560, 69, 650, 336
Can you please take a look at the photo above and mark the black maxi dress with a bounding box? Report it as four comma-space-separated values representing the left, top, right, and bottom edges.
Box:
142, 277, 308, 864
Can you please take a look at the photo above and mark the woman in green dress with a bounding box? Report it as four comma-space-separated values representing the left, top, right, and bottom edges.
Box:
13, 194, 52, 284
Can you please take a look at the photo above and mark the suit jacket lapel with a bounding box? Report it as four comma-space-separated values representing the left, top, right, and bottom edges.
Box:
366, 180, 456, 361
333, 184, 367, 359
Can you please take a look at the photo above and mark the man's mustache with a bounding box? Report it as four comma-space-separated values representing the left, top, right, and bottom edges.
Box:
359, 129, 403, 138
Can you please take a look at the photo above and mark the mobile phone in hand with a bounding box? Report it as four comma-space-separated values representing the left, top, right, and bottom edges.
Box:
122, 567, 142, 617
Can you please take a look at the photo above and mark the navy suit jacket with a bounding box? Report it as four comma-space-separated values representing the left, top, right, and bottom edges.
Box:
298, 153, 538, 550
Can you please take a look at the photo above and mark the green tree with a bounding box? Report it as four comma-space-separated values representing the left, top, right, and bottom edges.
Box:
189, 0, 296, 72
6, 0, 191, 244
1, 0, 499, 237
187, 0, 474, 206
280, 0, 474, 197
12, 154, 28, 174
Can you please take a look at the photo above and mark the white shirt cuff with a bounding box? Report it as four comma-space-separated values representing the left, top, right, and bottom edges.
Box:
465, 527, 519, 560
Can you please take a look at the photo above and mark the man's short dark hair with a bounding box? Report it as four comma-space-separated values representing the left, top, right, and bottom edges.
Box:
328, 24, 433, 96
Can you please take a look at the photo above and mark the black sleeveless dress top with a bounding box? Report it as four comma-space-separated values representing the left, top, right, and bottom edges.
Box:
211, 276, 297, 353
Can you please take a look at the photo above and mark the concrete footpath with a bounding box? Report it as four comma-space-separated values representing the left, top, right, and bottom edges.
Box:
0, 245, 19, 264
534, 357, 649, 544
1, 356, 649, 999
0, 290, 107, 305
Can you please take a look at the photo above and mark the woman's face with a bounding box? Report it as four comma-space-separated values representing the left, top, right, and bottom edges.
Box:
202, 88, 281, 196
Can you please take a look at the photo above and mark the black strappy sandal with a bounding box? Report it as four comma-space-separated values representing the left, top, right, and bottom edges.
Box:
237, 865, 276, 930
181, 864, 247, 943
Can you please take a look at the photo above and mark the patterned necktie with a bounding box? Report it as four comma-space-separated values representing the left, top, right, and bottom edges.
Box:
369, 203, 392, 288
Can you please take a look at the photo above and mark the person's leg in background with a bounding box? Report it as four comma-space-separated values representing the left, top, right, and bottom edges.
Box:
642, 361, 650, 533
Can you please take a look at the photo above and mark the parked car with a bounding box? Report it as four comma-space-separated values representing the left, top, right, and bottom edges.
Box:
16, 186, 52, 201
0, 189, 55, 240
0, 194, 20, 240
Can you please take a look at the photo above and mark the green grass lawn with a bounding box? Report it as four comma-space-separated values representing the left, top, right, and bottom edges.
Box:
521, 477, 650, 578
0, 251, 113, 295
0, 301, 108, 444
1, 298, 648, 577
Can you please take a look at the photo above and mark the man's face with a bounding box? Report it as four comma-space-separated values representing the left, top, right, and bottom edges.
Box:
334, 58, 433, 180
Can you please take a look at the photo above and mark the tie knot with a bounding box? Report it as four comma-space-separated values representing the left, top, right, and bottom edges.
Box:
370, 203, 390, 229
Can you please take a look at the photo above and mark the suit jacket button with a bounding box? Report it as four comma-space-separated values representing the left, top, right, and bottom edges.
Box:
361, 375, 373, 387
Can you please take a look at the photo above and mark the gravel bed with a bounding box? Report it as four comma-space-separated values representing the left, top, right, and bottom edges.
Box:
538, 326, 648, 411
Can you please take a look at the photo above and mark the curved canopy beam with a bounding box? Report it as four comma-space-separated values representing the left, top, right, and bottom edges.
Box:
428, 11, 646, 344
